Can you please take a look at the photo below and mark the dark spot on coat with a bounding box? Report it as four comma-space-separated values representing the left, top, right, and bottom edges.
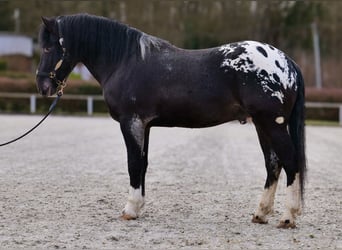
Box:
268, 45, 275, 50
259, 69, 268, 77
273, 73, 280, 82
256, 46, 268, 57
275, 60, 285, 72
227, 47, 247, 60
246, 57, 253, 66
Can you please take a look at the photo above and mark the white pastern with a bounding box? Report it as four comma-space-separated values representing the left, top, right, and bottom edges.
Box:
123, 186, 145, 219
280, 173, 301, 223
286, 173, 301, 213
254, 181, 278, 222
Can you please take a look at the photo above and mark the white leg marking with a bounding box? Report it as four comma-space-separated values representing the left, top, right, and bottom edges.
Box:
130, 115, 144, 150
253, 181, 278, 223
130, 115, 156, 155
279, 173, 301, 227
122, 186, 144, 219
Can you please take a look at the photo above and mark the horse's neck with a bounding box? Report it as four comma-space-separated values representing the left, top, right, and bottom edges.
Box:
82, 61, 111, 84
78, 29, 166, 85
78, 32, 134, 84
80, 46, 118, 84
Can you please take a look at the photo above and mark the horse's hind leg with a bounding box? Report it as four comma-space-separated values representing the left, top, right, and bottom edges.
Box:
269, 128, 301, 228
252, 124, 281, 224
120, 115, 150, 220
266, 124, 301, 228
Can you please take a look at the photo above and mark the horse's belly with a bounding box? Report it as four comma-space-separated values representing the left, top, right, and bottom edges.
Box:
154, 101, 246, 128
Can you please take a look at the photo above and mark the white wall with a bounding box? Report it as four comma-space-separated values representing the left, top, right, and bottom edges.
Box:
0, 34, 33, 57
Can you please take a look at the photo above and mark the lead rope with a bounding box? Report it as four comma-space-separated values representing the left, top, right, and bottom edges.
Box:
0, 88, 64, 147
0, 17, 67, 147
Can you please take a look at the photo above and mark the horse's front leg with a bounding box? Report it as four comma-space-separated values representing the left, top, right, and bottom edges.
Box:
120, 115, 150, 220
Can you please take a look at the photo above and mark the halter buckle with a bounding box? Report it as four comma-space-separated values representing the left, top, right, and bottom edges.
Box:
49, 71, 56, 79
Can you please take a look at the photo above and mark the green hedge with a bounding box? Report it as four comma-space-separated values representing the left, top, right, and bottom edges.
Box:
305, 88, 342, 121
0, 77, 105, 114
0, 61, 7, 71
306, 88, 342, 103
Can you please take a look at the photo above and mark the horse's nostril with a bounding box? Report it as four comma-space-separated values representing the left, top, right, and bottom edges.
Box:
38, 79, 55, 96
39, 87, 49, 96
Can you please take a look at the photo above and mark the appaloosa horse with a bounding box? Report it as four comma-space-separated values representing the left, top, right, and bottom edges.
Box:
36, 14, 306, 228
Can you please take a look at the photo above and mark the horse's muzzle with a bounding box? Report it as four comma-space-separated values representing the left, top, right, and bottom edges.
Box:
37, 78, 57, 96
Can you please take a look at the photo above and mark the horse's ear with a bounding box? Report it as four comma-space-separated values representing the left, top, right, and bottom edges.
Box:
41, 16, 58, 35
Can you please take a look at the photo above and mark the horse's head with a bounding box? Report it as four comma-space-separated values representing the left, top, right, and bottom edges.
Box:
36, 17, 74, 96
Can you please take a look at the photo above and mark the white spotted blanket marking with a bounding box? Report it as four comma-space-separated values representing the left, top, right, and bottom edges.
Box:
219, 41, 297, 104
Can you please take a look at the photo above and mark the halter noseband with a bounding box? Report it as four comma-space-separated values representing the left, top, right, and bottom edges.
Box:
36, 18, 67, 95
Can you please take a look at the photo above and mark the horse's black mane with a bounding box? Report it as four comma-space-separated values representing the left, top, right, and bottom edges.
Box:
41, 14, 165, 64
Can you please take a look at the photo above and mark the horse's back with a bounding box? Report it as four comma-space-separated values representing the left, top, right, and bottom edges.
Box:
109, 40, 301, 127
116, 46, 244, 127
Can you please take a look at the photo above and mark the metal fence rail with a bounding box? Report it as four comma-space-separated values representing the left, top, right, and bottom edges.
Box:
0, 92, 104, 116
0, 92, 341, 125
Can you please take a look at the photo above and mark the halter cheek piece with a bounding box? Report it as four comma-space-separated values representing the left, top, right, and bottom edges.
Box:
36, 18, 67, 96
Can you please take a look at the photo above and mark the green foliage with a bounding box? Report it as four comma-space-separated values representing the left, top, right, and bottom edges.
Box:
2, 1, 342, 87
0, 77, 104, 114
183, 21, 219, 49
306, 88, 342, 102
283, 2, 325, 50
76, 85, 102, 95
0, 2, 316, 38
2, 1, 339, 53
0, 1, 13, 31
0, 98, 29, 113
0, 61, 7, 71
68, 72, 82, 80
306, 120, 339, 127
306, 108, 339, 122
305, 87, 342, 122
0, 70, 31, 78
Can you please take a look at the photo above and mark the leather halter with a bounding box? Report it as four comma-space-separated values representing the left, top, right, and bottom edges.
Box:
36, 18, 68, 95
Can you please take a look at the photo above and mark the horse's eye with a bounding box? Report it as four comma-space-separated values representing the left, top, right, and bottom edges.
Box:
43, 47, 52, 53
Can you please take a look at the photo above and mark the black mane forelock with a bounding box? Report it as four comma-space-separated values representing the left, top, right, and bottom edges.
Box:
48, 14, 161, 64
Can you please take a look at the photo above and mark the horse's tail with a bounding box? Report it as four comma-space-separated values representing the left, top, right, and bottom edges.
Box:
289, 63, 307, 203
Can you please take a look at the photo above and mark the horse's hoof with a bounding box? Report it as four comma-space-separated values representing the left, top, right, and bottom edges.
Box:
121, 213, 137, 220
277, 219, 296, 229
252, 215, 268, 224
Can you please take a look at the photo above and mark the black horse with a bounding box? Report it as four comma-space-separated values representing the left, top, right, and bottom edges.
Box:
36, 14, 306, 228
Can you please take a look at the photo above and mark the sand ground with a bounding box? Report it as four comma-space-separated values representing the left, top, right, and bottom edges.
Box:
0, 114, 341, 249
